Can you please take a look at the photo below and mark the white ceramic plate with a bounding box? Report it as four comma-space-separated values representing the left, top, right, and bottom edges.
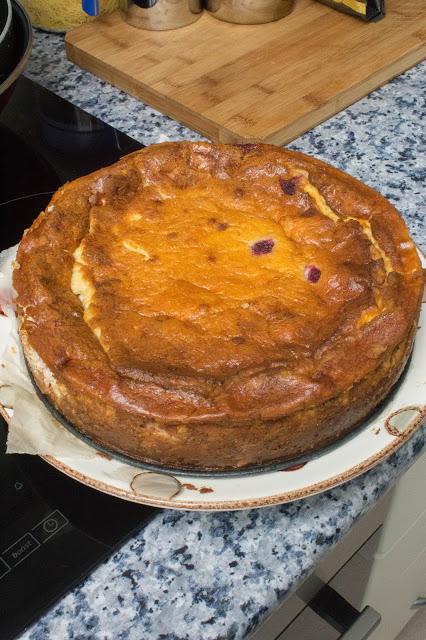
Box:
0, 260, 425, 511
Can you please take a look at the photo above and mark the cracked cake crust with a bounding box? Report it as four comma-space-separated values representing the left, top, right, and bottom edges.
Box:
13, 143, 423, 470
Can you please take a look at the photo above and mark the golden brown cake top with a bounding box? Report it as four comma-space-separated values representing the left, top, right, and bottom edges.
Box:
14, 143, 423, 424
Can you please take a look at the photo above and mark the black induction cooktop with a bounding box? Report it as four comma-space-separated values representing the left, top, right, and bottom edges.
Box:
0, 77, 156, 640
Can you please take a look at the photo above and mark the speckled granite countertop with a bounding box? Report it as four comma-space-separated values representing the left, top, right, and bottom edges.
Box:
19, 30, 425, 640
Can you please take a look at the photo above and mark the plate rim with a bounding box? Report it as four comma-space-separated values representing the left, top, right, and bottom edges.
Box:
1, 404, 424, 510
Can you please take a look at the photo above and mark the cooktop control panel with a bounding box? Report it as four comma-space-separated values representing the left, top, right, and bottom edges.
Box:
0, 414, 155, 640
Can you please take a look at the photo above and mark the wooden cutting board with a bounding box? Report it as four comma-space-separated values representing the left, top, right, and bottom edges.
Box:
65, 0, 426, 144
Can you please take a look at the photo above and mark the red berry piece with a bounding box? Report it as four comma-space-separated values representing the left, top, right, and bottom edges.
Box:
217, 222, 229, 231
279, 178, 297, 195
251, 238, 275, 255
305, 265, 321, 283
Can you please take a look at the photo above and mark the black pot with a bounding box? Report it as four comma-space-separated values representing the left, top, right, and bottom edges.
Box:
0, 0, 14, 82
0, 0, 32, 113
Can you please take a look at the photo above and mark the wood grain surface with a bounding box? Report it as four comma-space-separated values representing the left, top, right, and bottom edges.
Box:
65, 0, 426, 144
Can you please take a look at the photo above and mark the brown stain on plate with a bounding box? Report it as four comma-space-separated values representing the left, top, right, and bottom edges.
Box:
182, 483, 197, 490
183, 483, 214, 494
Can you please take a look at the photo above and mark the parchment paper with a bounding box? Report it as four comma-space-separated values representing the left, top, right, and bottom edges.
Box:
0, 245, 98, 461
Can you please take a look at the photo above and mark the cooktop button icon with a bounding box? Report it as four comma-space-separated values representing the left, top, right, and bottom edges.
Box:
14, 481, 23, 491
43, 519, 58, 534
32, 510, 69, 543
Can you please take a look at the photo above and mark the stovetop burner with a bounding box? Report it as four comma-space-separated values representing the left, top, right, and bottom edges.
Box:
0, 77, 156, 640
